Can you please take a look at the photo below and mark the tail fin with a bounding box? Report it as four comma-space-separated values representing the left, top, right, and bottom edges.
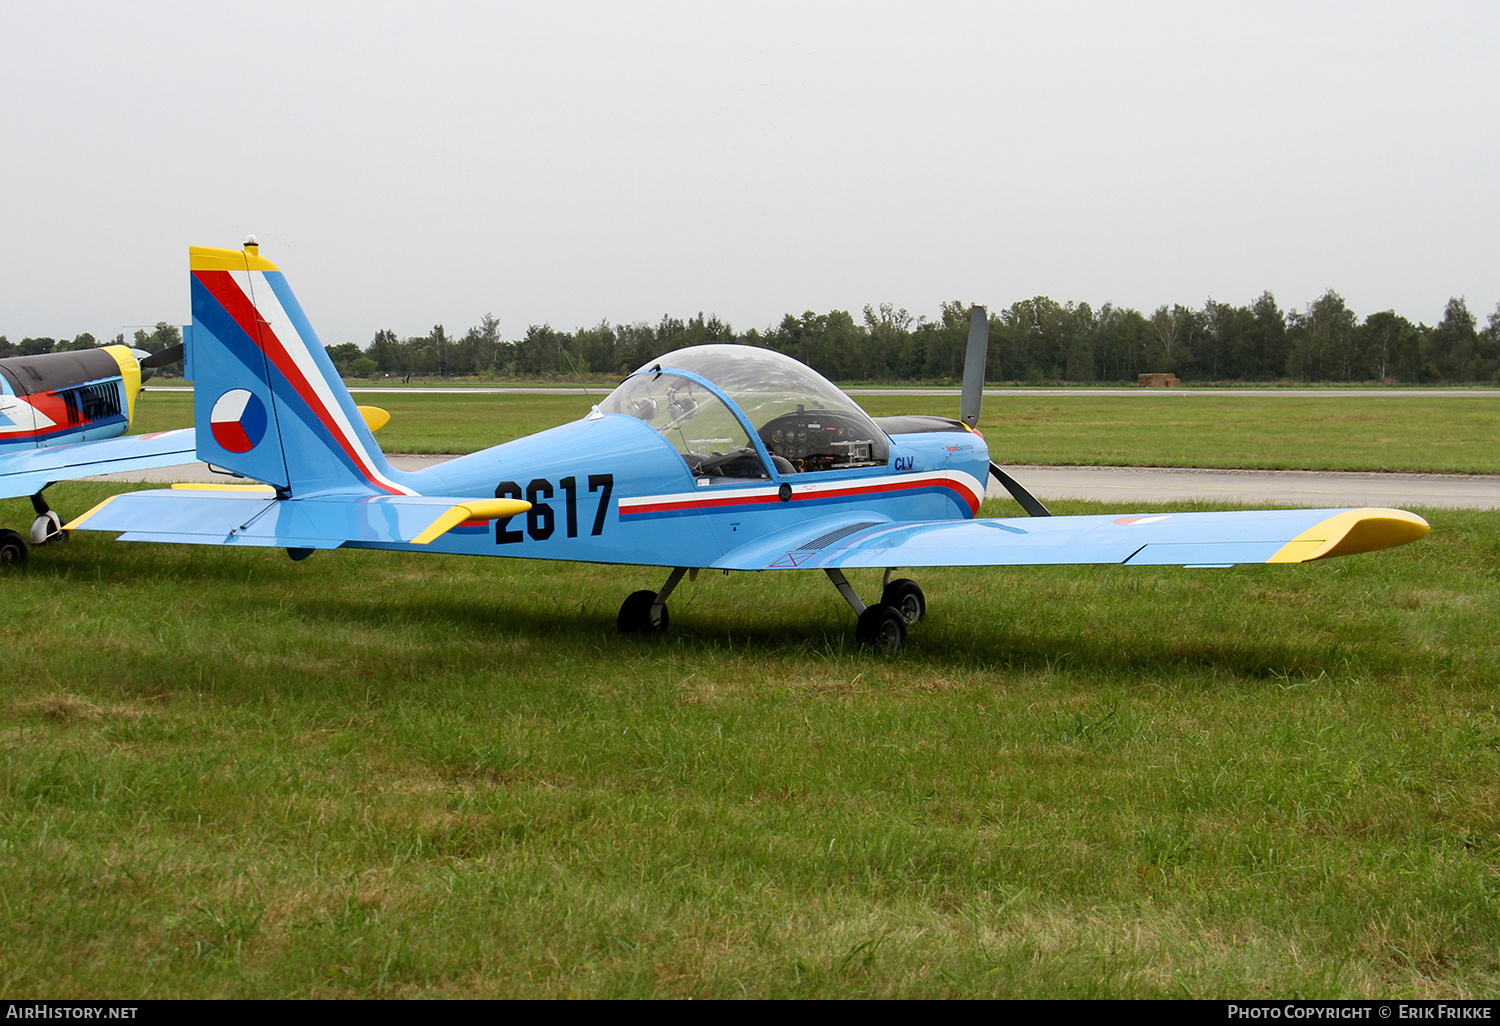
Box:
188, 241, 415, 496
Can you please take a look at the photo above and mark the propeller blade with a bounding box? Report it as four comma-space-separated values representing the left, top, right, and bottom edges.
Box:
140, 343, 183, 370
960, 305, 987, 430
990, 461, 1052, 517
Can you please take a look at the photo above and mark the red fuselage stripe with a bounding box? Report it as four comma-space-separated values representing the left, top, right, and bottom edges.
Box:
621, 475, 980, 517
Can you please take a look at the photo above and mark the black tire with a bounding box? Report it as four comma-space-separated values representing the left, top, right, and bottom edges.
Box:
855, 603, 906, 652
618, 589, 668, 634
0, 529, 28, 566
881, 578, 925, 624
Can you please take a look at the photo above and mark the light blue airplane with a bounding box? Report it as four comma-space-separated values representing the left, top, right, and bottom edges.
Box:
67, 241, 1430, 650
0, 341, 195, 563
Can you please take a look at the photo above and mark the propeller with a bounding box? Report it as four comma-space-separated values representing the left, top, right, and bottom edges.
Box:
135, 343, 184, 383
959, 304, 1052, 517
960, 305, 987, 430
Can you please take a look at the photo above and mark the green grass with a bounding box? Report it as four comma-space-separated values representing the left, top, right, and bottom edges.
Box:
134, 390, 1500, 472
1, 484, 1497, 997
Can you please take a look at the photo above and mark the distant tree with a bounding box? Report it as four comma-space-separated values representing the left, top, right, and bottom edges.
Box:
325, 342, 363, 376
58, 332, 98, 352
131, 322, 182, 375
131, 322, 180, 356
367, 329, 401, 374
573, 320, 617, 376
1360, 310, 1419, 383
19, 337, 56, 356
1430, 297, 1480, 382
1146, 304, 1199, 376
1089, 303, 1149, 382
1287, 290, 1355, 382
1483, 303, 1500, 383
861, 303, 914, 381
514, 324, 570, 376
0, 336, 13, 358
1248, 292, 1288, 379
461, 314, 504, 376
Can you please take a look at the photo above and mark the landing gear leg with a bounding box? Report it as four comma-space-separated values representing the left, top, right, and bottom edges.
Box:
826, 568, 908, 652
618, 567, 690, 634
28, 492, 64, 546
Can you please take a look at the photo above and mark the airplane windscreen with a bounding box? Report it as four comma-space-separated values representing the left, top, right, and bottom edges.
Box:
617, 345, 888, 472
600, 371, 769, 478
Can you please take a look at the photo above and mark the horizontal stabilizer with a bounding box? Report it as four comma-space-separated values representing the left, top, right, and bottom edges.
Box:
66, 488, 530, 549
0, 428, 197, 499
714, 507, 1429, 571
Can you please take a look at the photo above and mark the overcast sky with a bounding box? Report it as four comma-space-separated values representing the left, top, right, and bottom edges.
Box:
2, 1, 1496, 346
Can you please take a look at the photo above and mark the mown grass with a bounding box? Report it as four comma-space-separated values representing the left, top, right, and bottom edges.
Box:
1, 483, 1497, 998
134, 389, 1500, 472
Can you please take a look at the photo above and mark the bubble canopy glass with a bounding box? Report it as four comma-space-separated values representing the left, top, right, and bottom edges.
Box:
600, 345, 888, 473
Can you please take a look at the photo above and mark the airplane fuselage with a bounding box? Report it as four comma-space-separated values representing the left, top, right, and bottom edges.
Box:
358, 413, 990, 568
0, 346, 140, 454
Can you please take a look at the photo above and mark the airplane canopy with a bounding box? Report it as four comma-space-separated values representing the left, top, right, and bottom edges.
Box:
604, 345, 889, 472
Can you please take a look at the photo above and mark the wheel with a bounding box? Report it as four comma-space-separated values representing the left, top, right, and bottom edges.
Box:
855, 603, 906, 652
0, 529, 28, 566
618, 589, 668, 633
881, 578, 925, 624
30, 511, 64, 545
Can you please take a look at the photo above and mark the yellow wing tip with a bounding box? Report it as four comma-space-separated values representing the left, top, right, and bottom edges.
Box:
1268, 508, 1430, 563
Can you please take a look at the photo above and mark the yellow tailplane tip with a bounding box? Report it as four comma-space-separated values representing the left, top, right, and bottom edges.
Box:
409, 499, 532, 545
358, 406, 391, 432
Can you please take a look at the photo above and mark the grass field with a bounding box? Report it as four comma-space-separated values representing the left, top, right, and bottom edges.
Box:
133, 389, 1500, 473
1, 478, 1497, 998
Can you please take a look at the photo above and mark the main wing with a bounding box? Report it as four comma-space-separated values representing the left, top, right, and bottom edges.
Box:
0, 428, 198, 499
712, 507, 1430, 570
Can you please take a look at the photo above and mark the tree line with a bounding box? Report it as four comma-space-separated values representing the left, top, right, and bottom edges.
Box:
8, 293, 1499, 385
0, 324, 182, 364
324, 291, 1500, 385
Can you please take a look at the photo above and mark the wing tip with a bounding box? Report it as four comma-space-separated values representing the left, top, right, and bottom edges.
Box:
1268, 507, 1430, 563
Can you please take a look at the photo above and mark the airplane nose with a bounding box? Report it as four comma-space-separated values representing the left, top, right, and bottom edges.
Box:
130, 349, 157, 382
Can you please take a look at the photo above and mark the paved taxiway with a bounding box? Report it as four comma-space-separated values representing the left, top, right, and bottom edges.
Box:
86, 458, 1500, 510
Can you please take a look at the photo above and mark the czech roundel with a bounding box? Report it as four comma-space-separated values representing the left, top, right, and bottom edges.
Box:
210, 389, 268, 454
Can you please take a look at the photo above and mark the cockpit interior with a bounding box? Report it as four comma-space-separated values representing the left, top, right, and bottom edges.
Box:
600, 346, 890, 480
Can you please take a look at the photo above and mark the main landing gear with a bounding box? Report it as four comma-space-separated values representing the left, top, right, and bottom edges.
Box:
0, 492, 68, 566
615, 566, 926, 652
830, 569, 925, 653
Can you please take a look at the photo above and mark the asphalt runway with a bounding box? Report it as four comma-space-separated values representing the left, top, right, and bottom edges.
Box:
86, 458, 1500, 510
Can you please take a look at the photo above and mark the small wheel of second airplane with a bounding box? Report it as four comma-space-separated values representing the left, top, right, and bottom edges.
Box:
881, 578, 925, 624
0, 529, 29, 566
855, 603, 907, 652
618, 589, 669, 634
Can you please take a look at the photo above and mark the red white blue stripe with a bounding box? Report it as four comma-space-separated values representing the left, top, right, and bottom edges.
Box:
618, 470, 985, 521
